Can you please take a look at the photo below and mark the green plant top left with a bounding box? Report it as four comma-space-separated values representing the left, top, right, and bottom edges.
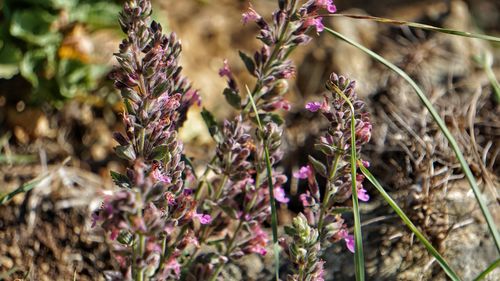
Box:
0, 0, 121, 105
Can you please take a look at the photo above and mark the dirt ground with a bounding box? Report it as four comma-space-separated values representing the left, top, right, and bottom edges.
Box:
1, 0, 499, 280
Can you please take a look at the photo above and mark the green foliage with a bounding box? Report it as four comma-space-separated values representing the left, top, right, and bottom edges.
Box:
0, 0, 121, 105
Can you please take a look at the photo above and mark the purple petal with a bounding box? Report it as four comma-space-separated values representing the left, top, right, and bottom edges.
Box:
305, 102, 322, 112
357, 188, 370, 202
274, 186, 289, 204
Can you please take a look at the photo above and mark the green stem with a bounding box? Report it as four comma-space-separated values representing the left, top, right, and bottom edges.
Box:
317, 153, 342, 233
330, 83, 365, 281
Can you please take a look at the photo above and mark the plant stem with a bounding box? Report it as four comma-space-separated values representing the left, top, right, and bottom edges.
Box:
317, 153, 342, 233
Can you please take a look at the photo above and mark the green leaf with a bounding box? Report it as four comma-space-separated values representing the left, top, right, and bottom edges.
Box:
114, 145, 136, 161
0, 41, 22, 79
200, 108, 222, 142
69, 3, 121, 29
308, 155, 327, 178
110, 171, 132, 189
314, 143, 338, 156
10, 9, 61, 46
152, 81, 169, 98
150, 145, 169, 161
324, 26, 500, 254
223, 87, 241, 109
19, 49, 47, 87
259, 113, 284, 126
359, 164, 462, 281
239, 50, 255, 75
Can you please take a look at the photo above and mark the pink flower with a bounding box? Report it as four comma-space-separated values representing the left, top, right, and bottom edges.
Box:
339, 229, 355, 253
357, 187, 370, 202
305, 102, 322, 112
316, 0, 337, 13
218, 59, 232, 77
299, 193, 313, 207
293, 165, 313, 179
194, 213, 212, 224
356, 121, 372, 144
245, 224, 269, 256
274, 186, 289, 203
164, 258, 181, 278
152, 168, 171, 184
304, 17, 325, 33
242, 4, 261, 24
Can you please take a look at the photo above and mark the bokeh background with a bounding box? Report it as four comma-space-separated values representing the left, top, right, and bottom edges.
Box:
1, 0, 499, 280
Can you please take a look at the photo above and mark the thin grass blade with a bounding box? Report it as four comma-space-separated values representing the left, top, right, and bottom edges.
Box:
473, 258, 500, 281
330, 83, 365, 280
247, 86, 280, 281
359, 164, 462, 281
324, 27, 500, 254
475, 53, 500, 103
0, 176, 48, 205
329, 14, 500, 43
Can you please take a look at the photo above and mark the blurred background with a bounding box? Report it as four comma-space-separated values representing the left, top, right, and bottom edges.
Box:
0, 0, 499, 280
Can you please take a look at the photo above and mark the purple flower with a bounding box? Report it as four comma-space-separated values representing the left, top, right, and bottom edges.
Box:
274, 186, 289, 203
152, 168, 171, 184
194, 213, 212, 224
357, 187, 370, 202
218, 59, 232, 77
339, 229, 355, 253
305, 102, 322, 112
299, 193, 314, 207
303, 17, 325, 33
242, 4, 261, 24
294, 165, 313, 179
316, 0, 337, 13
244, 224, 269, 256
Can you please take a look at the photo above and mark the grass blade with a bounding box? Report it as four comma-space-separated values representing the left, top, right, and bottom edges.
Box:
247, 86, 280, 281
475, 53, 500, 103
0, 176, 48, 205
330, 83, 365, 280
359, 164, 462, 281
324, 27, 500, 254
329, 14, 500, 43
473, 258, 500, 281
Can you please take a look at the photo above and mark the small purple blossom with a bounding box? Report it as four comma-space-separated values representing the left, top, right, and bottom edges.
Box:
339, 229, 355, 253
274, 186, 290, 203
194, 213, 212, 225
294, 165, 313, 179
242, 4, 261, 24
218, 59, 232, 77
305, 102, 322, 112
303, 17, 325, 33
152, 168, 171, 184
357, 187, 370, 202
316, 0, 337, 13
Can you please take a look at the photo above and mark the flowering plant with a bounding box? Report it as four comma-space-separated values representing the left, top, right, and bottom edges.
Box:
92, 0, 374, 280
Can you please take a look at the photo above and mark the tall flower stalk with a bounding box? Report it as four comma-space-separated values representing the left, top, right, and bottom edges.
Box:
191, 1, 338, 280
92, 0, 202, 280
282, 73, 372, 280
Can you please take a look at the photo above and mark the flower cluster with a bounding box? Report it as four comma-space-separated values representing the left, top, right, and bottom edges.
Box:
92, 0, 202, 280
185, 1, 337, 279
221, 0, 337, 114
286, 72, 372, 276
281, 213, 325, 281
